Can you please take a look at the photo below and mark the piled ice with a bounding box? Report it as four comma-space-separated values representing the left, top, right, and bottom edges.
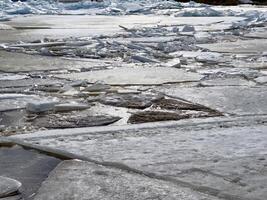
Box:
0, 0, 182, 19
232, 10, 267, 28
1, 0, 266, 28
175, 7, 235, 17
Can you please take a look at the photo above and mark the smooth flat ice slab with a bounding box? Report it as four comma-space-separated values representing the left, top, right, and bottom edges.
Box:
33, 160, 214, 200
200, 77, 256, 86
55, 66, 203, 85
22, 123, 267, 200
0, 50, 113, 72
6, 15, 244, 29
198, 39, 267, 53
157, 86, 267, 115
1, 15, 244, 42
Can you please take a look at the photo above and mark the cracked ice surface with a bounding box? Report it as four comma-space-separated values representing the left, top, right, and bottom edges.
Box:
21, 123, 267, 200
1, 0, 267, 24
0, 0, 183, 19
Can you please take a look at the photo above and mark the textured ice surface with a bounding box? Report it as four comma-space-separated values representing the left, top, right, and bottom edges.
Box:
0, 0, 182, 19
1, 0, 267, 21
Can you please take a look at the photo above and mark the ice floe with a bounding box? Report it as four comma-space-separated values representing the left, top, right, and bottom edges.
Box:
0, 0, 182, 18
1, 0, 266, 30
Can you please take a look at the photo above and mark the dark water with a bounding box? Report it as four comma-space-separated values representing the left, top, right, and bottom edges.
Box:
0, 145, 62, 199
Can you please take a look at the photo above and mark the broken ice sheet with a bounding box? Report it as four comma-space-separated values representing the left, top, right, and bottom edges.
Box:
156, 86, 267, 115
0, 50, 105, 72
200, 77, 256, 87
195, 52, 223, 64
54, 66, 203, 85
0, 94, 37, 112
174, 7, 234, 17
164, 58, 181, 68
229, 59, 267, 69
198, 39, 267, 54
0, 109, 26, 127
0, 94, 57, 112
127, 97, 222, 124
198, 67, 261, 79
98, 93, 163, 109
254, 76, 267, 85
32, 113, 121, 129
194, 32, 212, 43
0, 73, 28, 81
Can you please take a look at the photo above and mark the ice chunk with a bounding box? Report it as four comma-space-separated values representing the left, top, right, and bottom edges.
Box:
196, 52, 222, 64
26, 100, 58, 113
0, 74, 28, 81
254, 76, 267, 84
181, 25, 195, 32
194, 32, 212, 43
176, 7, 225, 17
54, 103, 89, 112
0, 0, 183, 17
131, 55, 159, 63
164, 58, 181, 68
0, 176, 22, 198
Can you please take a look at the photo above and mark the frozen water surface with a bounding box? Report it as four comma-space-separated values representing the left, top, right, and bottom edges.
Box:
0, 1, 267, 199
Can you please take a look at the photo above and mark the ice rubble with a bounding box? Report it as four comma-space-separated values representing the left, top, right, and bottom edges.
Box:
0, 0, 266, 29
0, 0, 182, 19
0, 0, 265, 16
175, 7, 235, 17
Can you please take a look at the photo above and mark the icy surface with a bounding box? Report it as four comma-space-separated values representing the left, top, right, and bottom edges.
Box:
0, 0, 182, 19
0, 0, 267, 27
